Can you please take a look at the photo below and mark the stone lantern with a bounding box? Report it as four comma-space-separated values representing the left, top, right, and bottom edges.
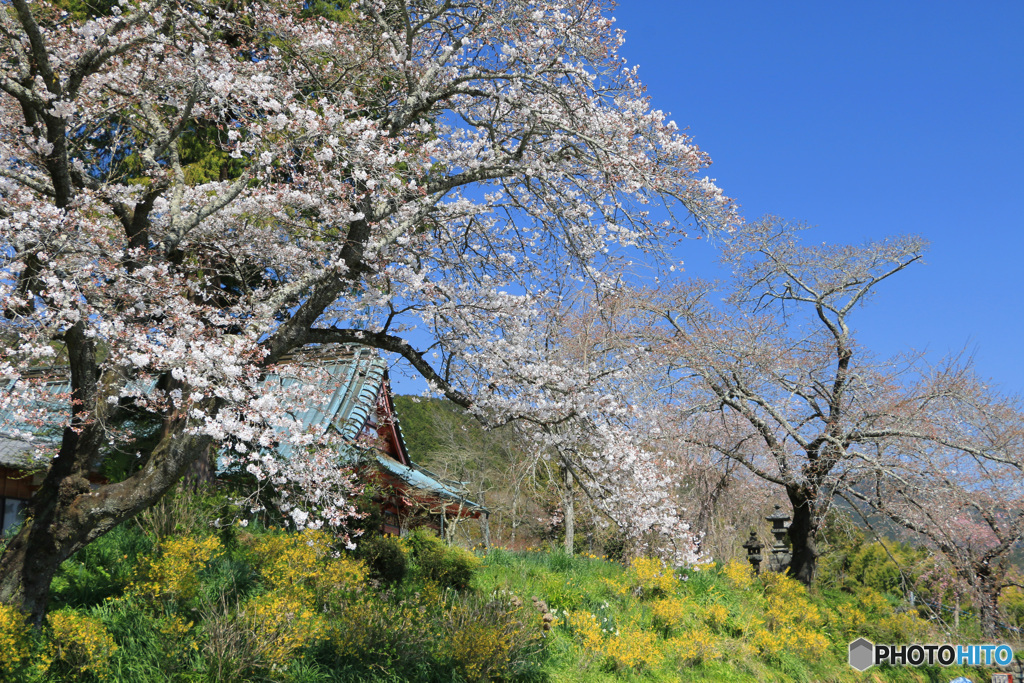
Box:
766, 504, 792, 572
741, 530, 763, 575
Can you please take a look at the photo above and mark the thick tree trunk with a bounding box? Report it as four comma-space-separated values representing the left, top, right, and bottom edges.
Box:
786, 487, 819, 586
977, 599, 999, 639
0, 425, 94, 623
973, 564, 1002, 639
0, 421, 212, 624
0, 322, 103, 623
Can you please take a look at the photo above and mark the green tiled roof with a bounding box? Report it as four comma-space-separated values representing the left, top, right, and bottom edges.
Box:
260, 345, 388, 462
0, 345, 483, 510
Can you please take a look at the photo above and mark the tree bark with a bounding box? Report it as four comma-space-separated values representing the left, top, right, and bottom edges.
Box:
0, 426, 94, 623
786, 487, 819, 586
973, 563, 1002, 639
561, 461, 574, 555
0, 417, 212, 624
479, 492, 490, 551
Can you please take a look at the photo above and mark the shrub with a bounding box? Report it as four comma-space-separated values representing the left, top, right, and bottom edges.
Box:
329, 594, 435, 672
156, 614, 200, 670
751, 622, 828, 660
849, 587, 930, 642
131, 534, 224, 603
447, 620, 510, 681
197, 586, 327, 682
404, 530, 480, 590
828, 601, 869, 638
627, 556, 678, 597
442, 593, 541, 682
667, 626, 719, 665
701, 602, 730, 631
603, 627, 664, 672
0, 604, 30, 678
46, 609, 118, 680
242, 589, 326, 669
751, 572, 829, 660
722, 559, 756, 591
650, 597, 691, 635
566, 604, 669, 671
403, 526, 444, 559
563, 610, 604, 653
760, 571, 822, 630
328, 584, 540, 680
358, 534, 408, 585
419, 543, 480, 591
250, 529, 366, 604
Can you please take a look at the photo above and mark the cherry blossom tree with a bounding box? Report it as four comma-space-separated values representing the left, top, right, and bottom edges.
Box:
524, 399, 702, 565
635, 218, 939, 585
0, 0, 731, 621
461, 292, 700, 563
640, 219, 1024, 591
843, 373, 1024, 637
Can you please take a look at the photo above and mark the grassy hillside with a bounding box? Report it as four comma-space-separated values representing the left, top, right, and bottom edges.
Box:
0, 486, 1016, 682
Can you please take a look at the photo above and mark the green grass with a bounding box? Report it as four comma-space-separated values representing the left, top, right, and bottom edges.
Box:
475, 548, 1007, 683
1, 522, 1016, 682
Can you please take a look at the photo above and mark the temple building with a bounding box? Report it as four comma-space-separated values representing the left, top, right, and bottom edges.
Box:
0, 345, 484, 537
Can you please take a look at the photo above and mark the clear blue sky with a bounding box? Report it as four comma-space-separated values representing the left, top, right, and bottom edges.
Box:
613, 1, 1024, 395
392, 3, 1023, 397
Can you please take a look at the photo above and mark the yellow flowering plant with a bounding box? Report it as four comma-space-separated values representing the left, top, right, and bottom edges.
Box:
749, 572, 828, 660
650, 597, 691, 635
242, 589, 327, 669
667, 626, 719, 665
157, 614, 200, 664
627, 557, 678, 597
563, 609, 604, 653
441, 593, 538, 681
46, 610, 118, 680
0, 603, 31, 678
722, 559, 756, 591
250, 528, 366, 605
131, 535, 224, 602
701, 602, 730, 630
603, 626, 664, 671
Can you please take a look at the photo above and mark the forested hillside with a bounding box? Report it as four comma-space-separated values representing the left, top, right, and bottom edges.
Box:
392, 395, 553, 551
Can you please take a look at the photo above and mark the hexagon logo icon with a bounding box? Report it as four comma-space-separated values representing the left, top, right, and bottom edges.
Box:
848, 637, 874, 671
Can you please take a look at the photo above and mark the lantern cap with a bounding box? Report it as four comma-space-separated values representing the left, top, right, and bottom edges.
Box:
742, 530, 763, 551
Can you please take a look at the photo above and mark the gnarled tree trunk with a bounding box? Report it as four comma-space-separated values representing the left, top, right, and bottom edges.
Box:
0, 414, 211, 625
786, 486, 820, 586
